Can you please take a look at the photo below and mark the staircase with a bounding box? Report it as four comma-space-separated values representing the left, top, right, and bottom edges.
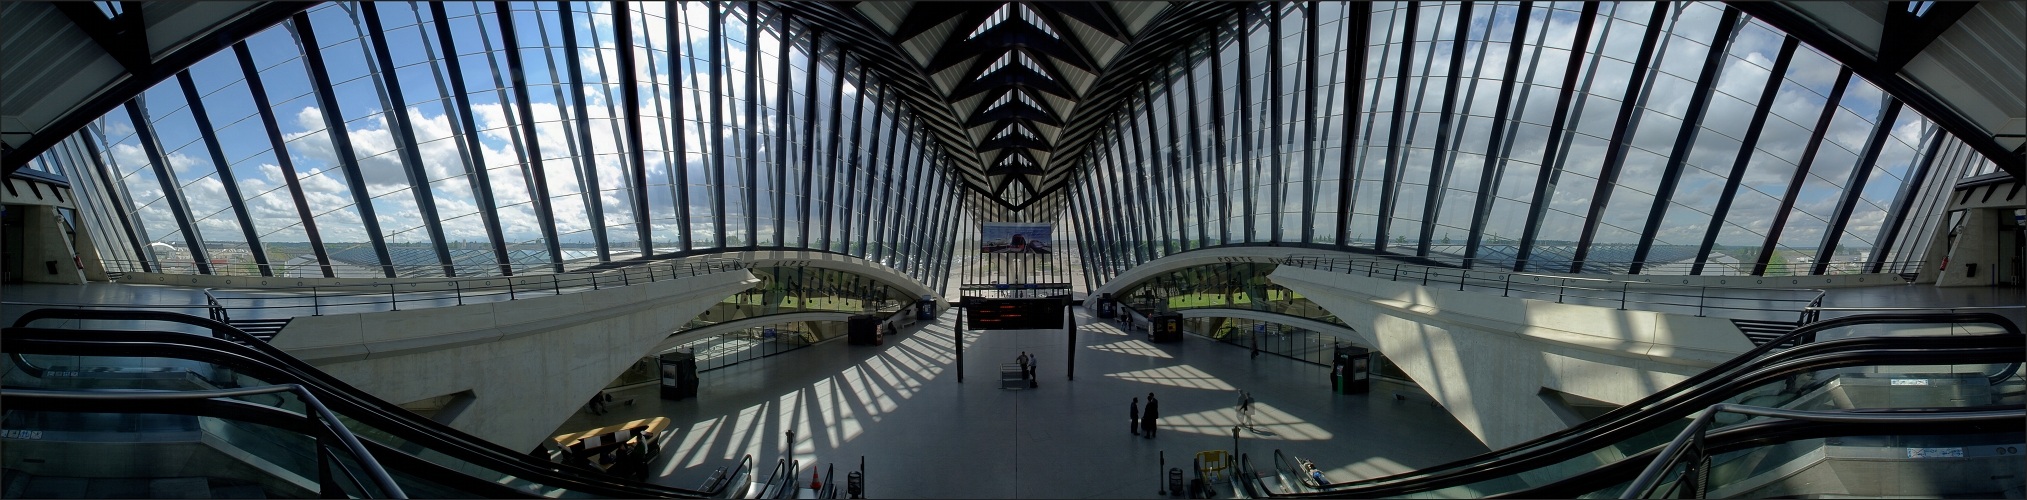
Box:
225, 318, 291, 342
1730, 319, 1802, 348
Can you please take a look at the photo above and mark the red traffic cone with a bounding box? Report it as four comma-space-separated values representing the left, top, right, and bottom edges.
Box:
810, 470, 822, 490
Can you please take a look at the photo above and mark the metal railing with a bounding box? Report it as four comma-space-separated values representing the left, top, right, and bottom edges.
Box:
195, 256, 749, 320
96, 258, 619, 279
2, 384, 408, 499
1280, 255, 1827, 321
1397, 254, 1931, 278
1623, 403, 2025, 499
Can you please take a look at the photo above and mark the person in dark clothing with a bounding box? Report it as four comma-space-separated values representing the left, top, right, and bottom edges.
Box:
1130, 397, 1141, 435
1142, 393, 1159, 438
1029, 358, 1038, 388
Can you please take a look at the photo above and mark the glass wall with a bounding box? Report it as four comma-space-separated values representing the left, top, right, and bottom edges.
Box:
1068, 1, 1984, 283
32, 2, 959, 289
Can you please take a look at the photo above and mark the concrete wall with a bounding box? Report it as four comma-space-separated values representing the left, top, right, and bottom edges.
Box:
12, 204, 86, 284
268, 270, 758, 449
1936, 208, 2008, 287
1270, 265, 1753, 449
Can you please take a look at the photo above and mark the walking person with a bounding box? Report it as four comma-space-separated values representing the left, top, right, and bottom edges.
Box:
1143, 390, 1159, 437
1016, 351, 1030, 380
1130, 397, 1141, 436
1029, 357, 1039, 388
1237, 390, 1255, 430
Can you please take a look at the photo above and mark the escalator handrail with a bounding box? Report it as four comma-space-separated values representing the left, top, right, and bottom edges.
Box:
1498, 405, 2027, 498
1, 322, 737, 498
1313, 313, 2020, 489
1624, 403, 2027, 499
1259, 334, 2024, 497
11, 308, 256, 341
3, 385, 408, 499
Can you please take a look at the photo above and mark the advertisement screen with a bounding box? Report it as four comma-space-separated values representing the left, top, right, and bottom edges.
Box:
980, 223, 1053, 254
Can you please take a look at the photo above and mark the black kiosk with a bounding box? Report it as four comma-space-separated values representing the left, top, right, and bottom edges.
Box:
1095, 293, 1116, 318
659, 351, 699, 400
1332, 345, 1372, 394
847, 314, 884, 345
1148, 313, 1184, 343
917, 295, 937, 321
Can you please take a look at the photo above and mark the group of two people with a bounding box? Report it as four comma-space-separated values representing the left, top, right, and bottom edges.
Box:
1130, 393, 1159, 438
1015, 351, 1039, 388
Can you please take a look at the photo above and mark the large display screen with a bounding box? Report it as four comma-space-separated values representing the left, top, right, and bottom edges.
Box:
979, 223, 1053, 254
965, 297, 1066, 330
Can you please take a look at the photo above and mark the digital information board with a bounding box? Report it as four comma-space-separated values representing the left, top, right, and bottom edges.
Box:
965, 297, 1066, 330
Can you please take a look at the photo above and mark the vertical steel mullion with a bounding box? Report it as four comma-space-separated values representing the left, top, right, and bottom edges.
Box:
1464, 2, 1533, 268
1161, 58, 1192, 251
667, 3, 693, 252
296, 14, 396, 277
1124, 97, 1155, 260
820, 55, 848, 252
1183, 50, 1209, 250
896, 124, 927, 268
839, 64, 871, 256
1631, 7, 1740, 274
78, 132, 157, 272
1301, 1, 1320, 244
1238, 7, 1257, 243
708, 1, 727, 248
773, 10, 792, 249
744, 2, 760, 249
1813, 99, 1903, 275
124, 100, 213, 274
1375, 3, 1420, 253
1868, 130, 1945, 273
1109, 128, 1141, 264
1691, 36, 1798, 275
428, 5, 512, 275
1569, 3, 1671, 273
533, 3, 599, 262
1513, 2, 1601, 271
857, 86, 889, 259
885, 117, 916, 265
361, 3, 454, 276
1209, 31, 1232, 246
1145, 82, 1177, 256
798, 30, 823, 249
175, 72, 272, 276
494, 3, 567, 273
1417, 2, 1475, 257
868, 92, 895, 262
1336, 2, 1371, 248
1089, 142, 1116, 271
1753, 68, 1854, 276
613, 1, 651, 256
1268, 3, 1285, 244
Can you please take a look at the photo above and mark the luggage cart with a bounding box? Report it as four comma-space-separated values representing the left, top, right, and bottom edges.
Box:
1000, 363, 1025, 390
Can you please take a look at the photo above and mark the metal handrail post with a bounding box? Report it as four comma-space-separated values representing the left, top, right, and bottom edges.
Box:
454, 281, 463, 306
1697, 287, 1706, 317
388, 285, 398, 311
312, 287, 322, 316
1557, 279, 1566, 303
1502, 274, 1512, 297
1620, 283, 1628, 310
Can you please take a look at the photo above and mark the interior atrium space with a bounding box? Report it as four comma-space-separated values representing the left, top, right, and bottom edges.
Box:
3, 1, 2023, 498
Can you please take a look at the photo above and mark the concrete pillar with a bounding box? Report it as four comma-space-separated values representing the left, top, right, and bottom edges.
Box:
16, 205, 86, 284
1936, 208, 2001, 287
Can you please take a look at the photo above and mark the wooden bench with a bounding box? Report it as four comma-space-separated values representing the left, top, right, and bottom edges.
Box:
552, 417, 672, 471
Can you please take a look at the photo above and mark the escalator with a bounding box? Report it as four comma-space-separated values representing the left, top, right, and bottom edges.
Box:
3, 309, 752, 498
1233, 313, 2024, 498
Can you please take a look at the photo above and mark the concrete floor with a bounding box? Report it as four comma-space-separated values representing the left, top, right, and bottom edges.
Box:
555, 306, 1490, 499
